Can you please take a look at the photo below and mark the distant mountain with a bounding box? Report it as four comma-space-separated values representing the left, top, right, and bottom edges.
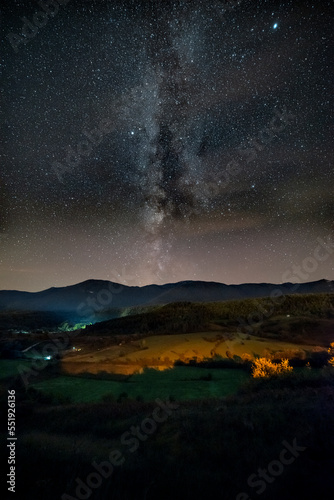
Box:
0, 279, 333, 321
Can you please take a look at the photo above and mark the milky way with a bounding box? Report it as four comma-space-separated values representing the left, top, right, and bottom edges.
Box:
1, 0, 333, 291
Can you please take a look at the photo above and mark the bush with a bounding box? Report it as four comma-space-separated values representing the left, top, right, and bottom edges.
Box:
306, 348, 331, 368
251, 358, 293, 378
241, 353, 253, 363
328, 342, 334, 367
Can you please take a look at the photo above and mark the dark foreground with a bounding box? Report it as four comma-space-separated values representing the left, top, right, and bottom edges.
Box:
1, 368, 334, 500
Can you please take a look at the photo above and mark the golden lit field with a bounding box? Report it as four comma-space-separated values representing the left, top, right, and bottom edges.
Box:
61, 331, 320, 375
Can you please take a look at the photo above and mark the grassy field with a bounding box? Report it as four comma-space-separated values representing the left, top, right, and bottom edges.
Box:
31, 366, 249, 402
61, 330, 321, 375
0, 359, 33, 379
115, 331, 317, 361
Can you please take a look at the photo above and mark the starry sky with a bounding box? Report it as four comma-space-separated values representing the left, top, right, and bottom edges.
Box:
1, 0, 333, 292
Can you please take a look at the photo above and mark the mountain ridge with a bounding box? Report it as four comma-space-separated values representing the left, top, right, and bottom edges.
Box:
0, 278, 333, 315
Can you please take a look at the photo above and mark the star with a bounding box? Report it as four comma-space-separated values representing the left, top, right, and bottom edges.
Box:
0, 1, 332, 291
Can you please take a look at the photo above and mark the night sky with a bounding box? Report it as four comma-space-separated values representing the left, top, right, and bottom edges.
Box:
1, 0, 333, 292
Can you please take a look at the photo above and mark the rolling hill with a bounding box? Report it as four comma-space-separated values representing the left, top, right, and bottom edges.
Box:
0, 279, 333, 317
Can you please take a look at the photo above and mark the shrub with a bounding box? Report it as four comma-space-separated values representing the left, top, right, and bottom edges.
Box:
328, 343, 334, 367
241, 353, 253, 363
306, 347, 331, 368
251, 358, 293, 378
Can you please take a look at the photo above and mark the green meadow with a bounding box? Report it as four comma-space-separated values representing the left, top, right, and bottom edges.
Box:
30, 366, 249, 403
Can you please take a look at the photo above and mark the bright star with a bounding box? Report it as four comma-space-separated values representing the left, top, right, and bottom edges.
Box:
273, 23, 278, 29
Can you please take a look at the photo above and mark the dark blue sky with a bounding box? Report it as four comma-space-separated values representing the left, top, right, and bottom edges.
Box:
1, 0, 333, 291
